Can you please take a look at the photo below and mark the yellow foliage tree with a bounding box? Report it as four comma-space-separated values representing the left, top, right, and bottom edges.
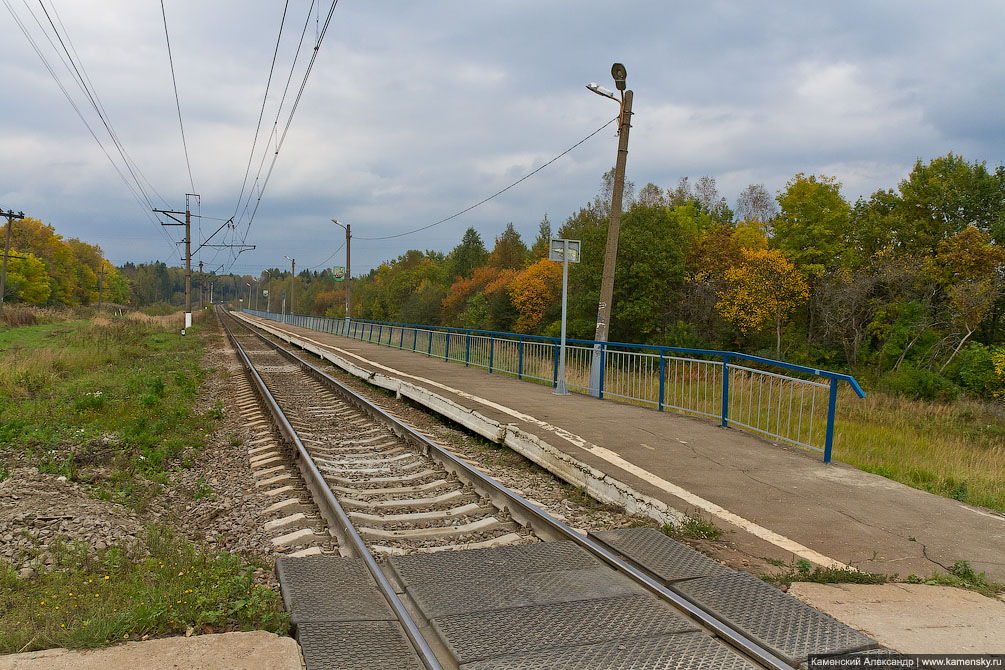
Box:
715, 248, 809, 355
507, 258, 562, 334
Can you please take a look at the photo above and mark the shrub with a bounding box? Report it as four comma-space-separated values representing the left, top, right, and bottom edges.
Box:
945, 343, 1005, 400
880, 365, 959, 401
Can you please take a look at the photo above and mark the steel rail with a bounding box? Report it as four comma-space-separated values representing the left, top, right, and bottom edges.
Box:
228, 309, 795, 670
218, 309, 443, 670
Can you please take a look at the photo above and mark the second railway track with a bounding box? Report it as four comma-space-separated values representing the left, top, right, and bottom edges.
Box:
219, 308, 884, 670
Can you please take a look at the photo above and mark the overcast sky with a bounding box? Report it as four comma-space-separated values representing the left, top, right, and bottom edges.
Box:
2, 1, 1003, 278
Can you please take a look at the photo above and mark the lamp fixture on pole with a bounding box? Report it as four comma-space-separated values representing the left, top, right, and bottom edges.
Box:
331, 218, 351, 335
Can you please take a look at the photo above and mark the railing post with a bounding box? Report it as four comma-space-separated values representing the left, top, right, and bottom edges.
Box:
445, 330, 451, 361
413, 328, 418, 351
658, 351, 665, 411
824, 378, 839, 464
427, 330, 433, 357
518, 338, 524, 380
721, 355, 730, 427
465, 333, 471, 367
489, 337, 494, 373
552, 343, 559, 388
378, 324, 383, 345
598, 343, 606, 400
400, 327, 405, 349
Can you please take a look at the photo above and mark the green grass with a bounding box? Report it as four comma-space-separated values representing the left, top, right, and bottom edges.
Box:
661, 512, 723, 541
760, 558, 889, 589
0, 528, 287, 654
834, 390, 1005, 512
903, 560, 1004, 599
0, 313, 217, 510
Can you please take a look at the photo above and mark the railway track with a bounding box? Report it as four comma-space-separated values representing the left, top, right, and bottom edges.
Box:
219, 308, 882, 670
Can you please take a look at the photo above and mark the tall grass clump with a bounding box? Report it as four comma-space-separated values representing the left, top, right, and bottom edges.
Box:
835, 388, 1005, 512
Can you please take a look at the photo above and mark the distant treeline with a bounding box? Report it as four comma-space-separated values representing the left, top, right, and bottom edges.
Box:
252, 153, 1005, 400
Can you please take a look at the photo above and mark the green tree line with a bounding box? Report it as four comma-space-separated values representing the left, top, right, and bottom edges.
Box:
261, 153, 1005, 401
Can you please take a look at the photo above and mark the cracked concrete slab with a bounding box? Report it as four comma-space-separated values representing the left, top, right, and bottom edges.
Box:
788, 582, 1005, 655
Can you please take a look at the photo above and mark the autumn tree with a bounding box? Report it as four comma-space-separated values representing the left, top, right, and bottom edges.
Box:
897, 153, 1005, 254
487, 222, 529, 270
735, 183, 777, 226
447, 227, 488, 280
930, 226, 1005, 371
4, 252, 51, 304
716, 248, 809, 355
508, 258, 562, 333
530, 215, 552, 260
774, 174, 851, 275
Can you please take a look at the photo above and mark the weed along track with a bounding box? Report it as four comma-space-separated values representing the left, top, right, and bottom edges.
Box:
219, 308, 887, 670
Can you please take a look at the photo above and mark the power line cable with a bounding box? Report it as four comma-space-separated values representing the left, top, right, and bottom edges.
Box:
230, 0, 291, 221
31, 0, 167, 216
308, 240, 345, 270
47, 0, 170, 208
232, 0, 317, 235
159, 0, 196, 193
356, 116, 619, 241
3, 0, 179, 260
226, 0, 338, 271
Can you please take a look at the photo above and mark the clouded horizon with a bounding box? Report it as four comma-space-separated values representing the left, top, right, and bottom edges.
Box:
2, 1, 1003, 277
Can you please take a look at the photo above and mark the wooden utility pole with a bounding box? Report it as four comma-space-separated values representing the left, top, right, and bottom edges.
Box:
97, 266, 106, 308
0, 208, 26, 314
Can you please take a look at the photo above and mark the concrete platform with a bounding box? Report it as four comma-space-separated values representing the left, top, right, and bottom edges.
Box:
788, 582, 1005, 654
0, 632, 302, 670
239, 313, 1005, 582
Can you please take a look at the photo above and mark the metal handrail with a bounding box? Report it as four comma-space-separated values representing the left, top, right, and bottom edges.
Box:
245, 308, 865, 462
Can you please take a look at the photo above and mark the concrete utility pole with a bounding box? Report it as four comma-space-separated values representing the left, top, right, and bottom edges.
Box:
265, 270, 272, 312
332, 219, 351, 332
587, 64, 634, 397
0, 208, 26, 315
198, 260, 203, 309
154, 193, 198, 334
284, 256, 295, 320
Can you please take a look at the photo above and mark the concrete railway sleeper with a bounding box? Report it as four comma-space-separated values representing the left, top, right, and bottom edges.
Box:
220, 308, 883, 670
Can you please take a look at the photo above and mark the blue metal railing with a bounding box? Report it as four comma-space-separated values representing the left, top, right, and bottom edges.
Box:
244, 309, 865, 462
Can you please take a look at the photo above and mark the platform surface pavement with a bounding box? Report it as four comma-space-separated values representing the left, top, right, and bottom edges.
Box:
242, 314, 1004, 583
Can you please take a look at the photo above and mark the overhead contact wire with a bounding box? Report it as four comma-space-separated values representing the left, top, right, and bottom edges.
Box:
356, 116, 619, 241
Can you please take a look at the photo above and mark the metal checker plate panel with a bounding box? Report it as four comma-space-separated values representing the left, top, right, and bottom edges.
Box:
431, 593, 700, 665
409, 566, 644, 618
461, 631, 759, 670
674, 572, 877, 665
590, 527, 732, 583
389, 540, 598, 587
276, 556, 394, 624
297, 621, 424, 670
276, 556, 374, 587
285, 585, 395, 624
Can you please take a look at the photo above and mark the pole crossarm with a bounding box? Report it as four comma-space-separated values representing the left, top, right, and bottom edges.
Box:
152, 209, 186, 226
